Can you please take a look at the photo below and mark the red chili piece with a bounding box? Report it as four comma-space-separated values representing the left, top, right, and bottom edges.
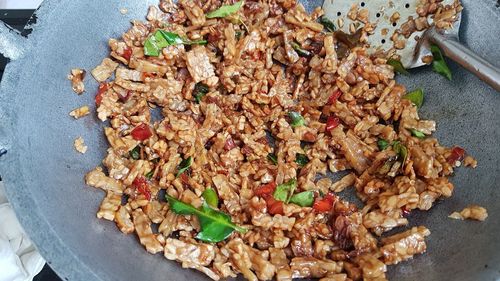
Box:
265, 195, 284, 215
254, 182, 284, 215
95, 83, 109, 106
447, 146, 466, 164
326, 116, 340, 131
122, 47, 133, 62
254, 182, 277, 197
133, 176, 151, 200
327, 90, 342, 105
131, 123, 152, 141
179, 173, 189, 185
141, 72, 157, 81
224, 138, 236, 151
313, 193, 336, 213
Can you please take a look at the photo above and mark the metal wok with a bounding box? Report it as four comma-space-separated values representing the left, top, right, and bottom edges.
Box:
0, 0, 499, 280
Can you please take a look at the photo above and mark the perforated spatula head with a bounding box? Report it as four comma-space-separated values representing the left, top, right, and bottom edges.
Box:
322, 0, 462, 68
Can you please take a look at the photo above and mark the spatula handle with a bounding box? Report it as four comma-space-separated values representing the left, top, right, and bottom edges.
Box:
426, 28, 500, 92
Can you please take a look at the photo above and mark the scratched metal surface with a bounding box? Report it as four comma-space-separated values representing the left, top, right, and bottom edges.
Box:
0, 0, 498, 281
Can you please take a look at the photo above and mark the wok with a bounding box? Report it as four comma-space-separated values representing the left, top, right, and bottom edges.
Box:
0, 0, 499, 280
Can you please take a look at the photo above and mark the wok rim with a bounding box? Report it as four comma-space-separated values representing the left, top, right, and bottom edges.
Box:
0, 0, 105, 280
0, 0, 498, 281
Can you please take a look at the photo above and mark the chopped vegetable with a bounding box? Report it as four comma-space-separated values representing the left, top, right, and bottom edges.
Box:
202, 188, 219, 208
319, 16, 336, 32
387, 58, 409, 76
264, 195, 284, 215
402, 88, 424, 108
176, 156, 192, 178
145, 170, 154, 180
144, 30, 177, 56
166, 195, 246, 243
206, 1, 243, 18
254, 182, 277, 196
193, 82, 209, 103
95, 83, 108, 106
409, 128, 426, 139
295, 153, 309, 167
131, 123, 152, 141
318, 190, 325, 197
377, 139, 389, 151
288, 111, 305, 128
312, 193, 336, 213
122, 46, 133, 62
392, 141, 408, 164
129, 145, 141, 160
144, 30, 206, 57
378, 159, 395, 175
235, 30, 243, 40
327, 90, 342, 105
179, 173, 189, 185
447, 146, 465, 164
326, 116, 340, 131
133, 176, 151, 200
267, 153, 278, 165
289, 191, 314, 207
158, 30, 183, 44
273, 179, 297, 204
184, 39, 208, 45
144, 39, 160, 57
431, 44, 452, 80
291, 42, 311, 57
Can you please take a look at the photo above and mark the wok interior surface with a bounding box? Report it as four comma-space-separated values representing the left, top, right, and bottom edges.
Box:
0, 0, 498, 280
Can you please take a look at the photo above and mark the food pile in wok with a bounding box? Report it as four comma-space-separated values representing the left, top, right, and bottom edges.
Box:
75, 1, 486, 280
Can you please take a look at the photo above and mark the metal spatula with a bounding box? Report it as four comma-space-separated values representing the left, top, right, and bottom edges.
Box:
322, 0, 500, 91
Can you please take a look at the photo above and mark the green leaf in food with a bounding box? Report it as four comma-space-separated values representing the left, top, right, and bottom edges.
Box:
183, 39, 208, 45
158, 30, 184, 45
288, 111, 305, 128
176, 156, 192, 178
319, 16, 336, 32
144, 39, 161, 57
202, 188, 219, 208
291, 42, 311, 57
430, 44, 452, 80
409, 128, 426, 139
194, 82, 209, 103
158, 30, 207, 45
166, 195, 246, 243
387, 58, 409, 76
267, 153, 278, 165
144, 30, 206, 57
206, 1, 244, 18
295, 153, 310, 167
129, 145, 141, 160
402, 88, 424, 108
289, 191, 315, 207
145, 170, 154, 180
318, 189, 325, 197
377, 139, 389, 151
392, 141, 408, 164
273, 178, 297, 204
235, 30, 243, 40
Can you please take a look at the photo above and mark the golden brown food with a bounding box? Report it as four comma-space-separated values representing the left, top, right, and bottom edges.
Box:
83, 1, 477, 280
